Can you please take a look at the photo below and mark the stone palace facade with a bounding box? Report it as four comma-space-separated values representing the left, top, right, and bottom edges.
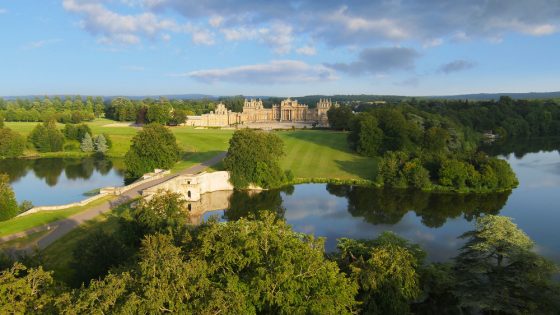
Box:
186, 98, 334, 127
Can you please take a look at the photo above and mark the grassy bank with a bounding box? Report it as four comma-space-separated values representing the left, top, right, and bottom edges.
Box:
0, 196, 113, 237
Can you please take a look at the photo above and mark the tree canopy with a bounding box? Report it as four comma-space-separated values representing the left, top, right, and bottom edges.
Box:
124, 124, 180, 179
0, 174, 18, 221
224, 129, 291, 189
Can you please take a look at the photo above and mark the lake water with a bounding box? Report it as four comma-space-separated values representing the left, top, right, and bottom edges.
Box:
0, 157, 125, 206
204, 138, 560, 263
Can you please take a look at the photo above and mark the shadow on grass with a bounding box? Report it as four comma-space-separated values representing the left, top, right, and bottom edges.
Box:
335, 158, 378, 181
181, 150, 225, 164
278, 130, 351, 152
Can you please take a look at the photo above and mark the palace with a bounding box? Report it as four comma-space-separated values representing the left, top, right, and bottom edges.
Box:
185, 98, 335, 127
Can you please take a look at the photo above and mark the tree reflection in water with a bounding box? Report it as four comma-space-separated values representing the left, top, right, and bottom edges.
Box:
0, 157, 124, 187
326, 184, 510, 228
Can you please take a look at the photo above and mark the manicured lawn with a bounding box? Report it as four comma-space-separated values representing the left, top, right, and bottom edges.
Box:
5, 120, 376, 180
278, 130, 378, 180
0, 196, 113, 237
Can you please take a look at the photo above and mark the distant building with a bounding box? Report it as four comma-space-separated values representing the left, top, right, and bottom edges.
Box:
185, 98, 335, 127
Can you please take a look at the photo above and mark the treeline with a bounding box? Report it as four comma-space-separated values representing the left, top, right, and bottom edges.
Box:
1, 192, 558, 314
404, 96, 560, 138
328, 105, 518, 192
0, 96, 103, 123
106, 97, 216, 123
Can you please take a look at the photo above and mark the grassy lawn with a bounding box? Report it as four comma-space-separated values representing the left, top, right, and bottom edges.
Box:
278, 130, 377, 180
5, 120, 375, 180
0, 196, 113, 237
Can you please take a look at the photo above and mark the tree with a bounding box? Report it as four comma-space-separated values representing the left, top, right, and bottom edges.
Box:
80, 133, 94, 153
94, 134, 108, 154
0, 174, 18, 221
454, 215, 560, 314
146, 98, 172, 125
169, 109, 188, 125
348, 113, 383, 157
28, 120, 64, 152
0, 263, 59, 313
124, 124, 180, 179
327, 105, 353, 130
336, 233, 424, 315
223, 129, 289, 189
0, 128, 25, 158
70, 230, 130, 287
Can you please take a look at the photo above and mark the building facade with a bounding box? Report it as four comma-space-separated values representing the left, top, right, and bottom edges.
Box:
186, 98, 335, 127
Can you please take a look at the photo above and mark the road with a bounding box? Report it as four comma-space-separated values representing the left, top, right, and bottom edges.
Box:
0, 152, 226, 251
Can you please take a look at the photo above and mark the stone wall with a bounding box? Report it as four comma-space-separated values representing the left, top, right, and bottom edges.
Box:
142, 171, 234, 202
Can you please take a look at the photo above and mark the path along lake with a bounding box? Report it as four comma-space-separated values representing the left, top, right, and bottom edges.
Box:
203, 138, 560, 263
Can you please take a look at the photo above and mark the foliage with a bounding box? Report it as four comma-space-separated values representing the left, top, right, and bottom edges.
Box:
94, 134, 108, 154
348, 112, 383, 157
28, 120, 65, 152
80, 133, 94, 153
63, 123, 92, 141
0, 127, 25, 158
224, 129, 289, 189
327, 105, 354, 130
0, 263, 59, 313
70, 230, 130, 288
0, 96, 99, 123
454, 215, 560, 314
0, 174, 18, 221
169, 109, 188, 125
119, 191, 190, 246
336, 233, 424, 314
146, 98, 172, 125
124, 123, 180, 179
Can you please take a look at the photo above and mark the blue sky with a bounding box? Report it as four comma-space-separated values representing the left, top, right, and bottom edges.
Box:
1, 0, 559, 97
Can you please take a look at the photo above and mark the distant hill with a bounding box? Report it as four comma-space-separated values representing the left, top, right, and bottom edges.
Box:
426, 91, 560, 100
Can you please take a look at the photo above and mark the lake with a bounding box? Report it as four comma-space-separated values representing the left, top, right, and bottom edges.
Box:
0, 157, 125, 206
203, 138, 560, 263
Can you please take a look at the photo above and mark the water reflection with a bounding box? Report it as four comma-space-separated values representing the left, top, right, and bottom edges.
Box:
326, 185, 510, 228
0, 157, 125, 206
480, 137, 560, 159
0, 157, 124, 187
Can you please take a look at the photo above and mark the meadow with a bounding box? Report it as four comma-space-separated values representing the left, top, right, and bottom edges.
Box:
5, 119, 376, 180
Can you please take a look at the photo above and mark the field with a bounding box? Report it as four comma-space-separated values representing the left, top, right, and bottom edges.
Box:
4, 119, 376, 180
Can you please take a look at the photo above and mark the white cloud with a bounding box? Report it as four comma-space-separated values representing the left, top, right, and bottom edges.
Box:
22, 38, 63, 50
296, 45, 316, 56
220, 23, 293, 54
183, 60, 337, 84
209, 15, 223, 27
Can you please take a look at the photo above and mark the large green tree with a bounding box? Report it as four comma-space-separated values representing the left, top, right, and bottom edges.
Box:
124, 124, 180, 179
454, 215, 560, 314
0, 127, 25, 158
28, 120, 64, 152
0, 173, 18, 221
223, 129, 290, 189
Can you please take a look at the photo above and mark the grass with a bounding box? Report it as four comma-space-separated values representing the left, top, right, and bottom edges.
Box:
278, 130, 378, 180
0, 196, 113, 237
5, 120, 376, 180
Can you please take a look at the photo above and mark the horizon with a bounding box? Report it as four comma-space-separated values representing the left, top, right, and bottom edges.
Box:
1, 1, 560, 96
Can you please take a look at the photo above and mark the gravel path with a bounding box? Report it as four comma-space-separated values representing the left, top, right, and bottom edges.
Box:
0, 152, 227, 251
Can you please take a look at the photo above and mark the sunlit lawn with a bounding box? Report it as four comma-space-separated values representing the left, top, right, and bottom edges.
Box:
5, 120, 375, 179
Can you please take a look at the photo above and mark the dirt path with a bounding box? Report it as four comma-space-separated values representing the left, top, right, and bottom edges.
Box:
0, 152, 227, 251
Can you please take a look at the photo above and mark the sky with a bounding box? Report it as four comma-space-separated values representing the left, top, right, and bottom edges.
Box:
1, 0, 560, 97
